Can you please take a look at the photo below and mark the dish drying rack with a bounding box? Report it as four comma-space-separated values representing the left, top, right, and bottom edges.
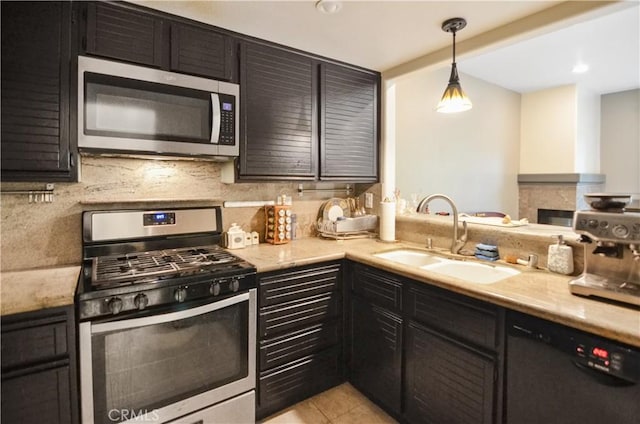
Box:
317, 197, 378, 239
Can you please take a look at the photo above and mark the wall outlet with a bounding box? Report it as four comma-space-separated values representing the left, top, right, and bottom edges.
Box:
365, 192, 373, 209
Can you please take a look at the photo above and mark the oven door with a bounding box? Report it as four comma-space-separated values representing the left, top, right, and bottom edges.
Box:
80, 289, 256, 424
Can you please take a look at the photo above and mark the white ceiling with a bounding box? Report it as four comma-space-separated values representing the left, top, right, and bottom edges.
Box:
135, 1, 640, 94
459, 3, 640, 94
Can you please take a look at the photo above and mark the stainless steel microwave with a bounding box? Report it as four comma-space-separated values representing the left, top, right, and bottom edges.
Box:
77, 55, 239, 159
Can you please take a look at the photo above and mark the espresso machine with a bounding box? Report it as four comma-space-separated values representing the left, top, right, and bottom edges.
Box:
570, 194, 640, 307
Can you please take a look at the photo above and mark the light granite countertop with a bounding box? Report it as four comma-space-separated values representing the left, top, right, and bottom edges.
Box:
1, 266, 81, 316
231, 237, 640, 348
1, 238, 637, 348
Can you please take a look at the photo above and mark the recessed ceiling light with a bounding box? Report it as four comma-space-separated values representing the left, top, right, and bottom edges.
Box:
315, 0, 342, 14
572, 63, 589, 74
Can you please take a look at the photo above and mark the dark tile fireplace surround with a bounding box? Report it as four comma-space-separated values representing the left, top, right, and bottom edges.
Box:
518, 173, 605, 226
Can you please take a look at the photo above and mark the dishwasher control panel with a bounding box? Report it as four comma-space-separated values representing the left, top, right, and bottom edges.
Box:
509, 313, 639, 384
572, 338, 638, 381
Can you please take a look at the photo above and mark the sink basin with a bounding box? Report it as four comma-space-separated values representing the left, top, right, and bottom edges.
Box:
373, 249, 445, 267
421, 261, 520, 284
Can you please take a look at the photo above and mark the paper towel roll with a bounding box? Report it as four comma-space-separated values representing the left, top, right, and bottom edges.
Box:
379, 201, 396, 242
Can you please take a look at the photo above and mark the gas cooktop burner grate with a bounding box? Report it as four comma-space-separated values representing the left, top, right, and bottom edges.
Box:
91, 245, 239, 288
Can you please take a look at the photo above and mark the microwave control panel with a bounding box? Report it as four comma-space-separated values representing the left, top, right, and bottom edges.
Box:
218, 94, 236, 146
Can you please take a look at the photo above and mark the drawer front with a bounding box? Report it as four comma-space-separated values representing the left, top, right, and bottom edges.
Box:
1, 364, 72, 424
1, 312, 69, 370
407, 284, 498, 350
258, 347, 342, 419
260, 321, 340, 371
259, 263, 341, 307
259, 295, 340, 338
352, 263, 402, 311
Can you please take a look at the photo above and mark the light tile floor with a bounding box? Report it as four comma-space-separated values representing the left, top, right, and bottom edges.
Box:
260, 383, 398, 424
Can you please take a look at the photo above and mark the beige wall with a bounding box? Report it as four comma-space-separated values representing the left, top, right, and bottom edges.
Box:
601, 88, 640, 194
394, 66, 521, 217
1, 156, 377, 272
520, 85, 577, 173
576, 86, 601, 173
520, 84, 602, 174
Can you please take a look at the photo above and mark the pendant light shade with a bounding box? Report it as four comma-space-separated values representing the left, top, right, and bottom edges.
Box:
436, 18, 472, 113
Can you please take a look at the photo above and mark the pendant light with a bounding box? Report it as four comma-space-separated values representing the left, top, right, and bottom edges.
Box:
436, 17, 472, 113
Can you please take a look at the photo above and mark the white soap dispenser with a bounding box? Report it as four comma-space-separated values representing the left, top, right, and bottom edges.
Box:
547, 235, 574, 275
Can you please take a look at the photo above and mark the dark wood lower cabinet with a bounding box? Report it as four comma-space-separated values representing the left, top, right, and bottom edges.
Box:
405, 321, 497, 424
256, 262, 344, 419
258, 346, 342, 418
349, 296, 402, 415
2, 364, 73, 424
1, 305, 78, 424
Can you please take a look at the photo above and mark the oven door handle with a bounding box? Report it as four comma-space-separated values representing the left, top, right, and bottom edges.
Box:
91, 291, 251, 334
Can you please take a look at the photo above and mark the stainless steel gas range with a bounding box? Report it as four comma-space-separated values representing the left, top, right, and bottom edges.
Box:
76, 207, 256, 424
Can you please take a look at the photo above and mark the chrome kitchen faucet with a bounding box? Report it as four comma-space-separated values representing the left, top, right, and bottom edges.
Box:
417, 194, 468, 254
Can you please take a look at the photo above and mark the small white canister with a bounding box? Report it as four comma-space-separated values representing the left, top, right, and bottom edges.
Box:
224, 223, 245, 249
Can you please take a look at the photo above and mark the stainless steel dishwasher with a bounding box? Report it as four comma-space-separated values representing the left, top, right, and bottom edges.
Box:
506, 311, 640, 424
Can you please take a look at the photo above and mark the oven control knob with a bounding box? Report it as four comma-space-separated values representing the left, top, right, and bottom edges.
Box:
174, 287, 187, 303
229, 279, 240, 293
210, 282, 221, 296
108, 297, 123, 315
134, 293, 149, 310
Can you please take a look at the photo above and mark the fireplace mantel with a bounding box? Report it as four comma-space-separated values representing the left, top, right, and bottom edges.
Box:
518, 173, 606, 222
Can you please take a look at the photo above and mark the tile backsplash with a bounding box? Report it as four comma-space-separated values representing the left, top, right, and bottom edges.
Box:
1, 156, 378, 271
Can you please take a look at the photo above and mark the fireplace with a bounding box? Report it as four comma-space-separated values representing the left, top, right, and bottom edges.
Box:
518, 173, 605, 223
537, 209, 574, 227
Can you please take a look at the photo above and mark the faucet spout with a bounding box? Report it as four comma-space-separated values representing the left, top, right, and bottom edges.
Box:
417, 194, 467, 254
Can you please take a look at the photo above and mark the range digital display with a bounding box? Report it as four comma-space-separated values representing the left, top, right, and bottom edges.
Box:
143, 212, 176, 226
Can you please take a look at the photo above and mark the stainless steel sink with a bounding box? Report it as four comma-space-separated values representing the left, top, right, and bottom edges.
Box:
373, 249, 445, 267
421, 260, 520, 284
373, 248, 520, 284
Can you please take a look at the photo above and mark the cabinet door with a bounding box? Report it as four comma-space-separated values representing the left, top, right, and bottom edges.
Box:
85, 2, 166, 68
320, 63, 379, 182
1, 365, 72, 424
350, 296, 402, 415
170, 22, 233, 81
405, 321, 497, 424
1, 1, 75, 181
351, 263, 403, 312
239, 42, 317, 180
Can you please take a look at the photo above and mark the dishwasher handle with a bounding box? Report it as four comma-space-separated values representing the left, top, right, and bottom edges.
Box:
572, 360, 637, 388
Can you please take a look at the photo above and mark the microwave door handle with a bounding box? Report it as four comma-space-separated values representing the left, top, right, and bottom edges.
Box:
210, 93, 221, 144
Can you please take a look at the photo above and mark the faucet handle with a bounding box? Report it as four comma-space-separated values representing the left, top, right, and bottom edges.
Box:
460, 220, 468, 242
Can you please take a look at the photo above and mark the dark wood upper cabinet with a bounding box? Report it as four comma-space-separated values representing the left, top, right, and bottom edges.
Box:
170, 22, 233, 81
238, 42, 380, 182
1, 1, 76, 182
239, 41, 318, 180
85, 2, 166, 68
83, 2, 235, 81
320, 64, 379, 181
